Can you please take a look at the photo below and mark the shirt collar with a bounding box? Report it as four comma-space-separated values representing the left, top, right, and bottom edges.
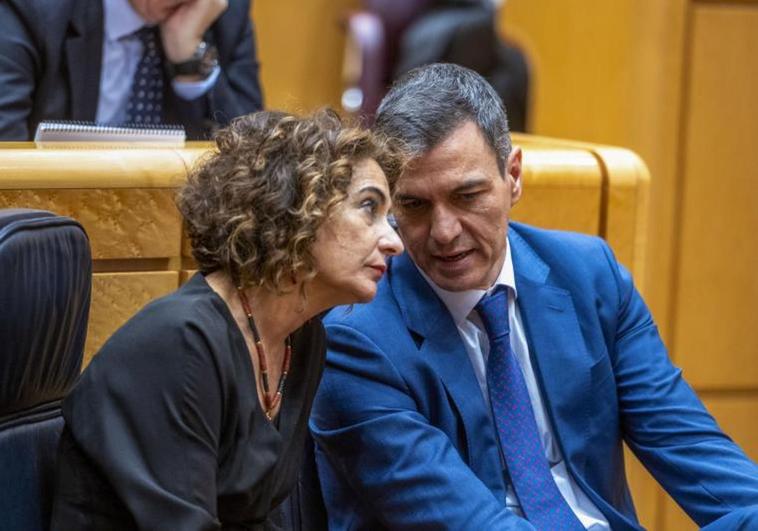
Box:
417, 235, 518, 326
104, 0, 150, 42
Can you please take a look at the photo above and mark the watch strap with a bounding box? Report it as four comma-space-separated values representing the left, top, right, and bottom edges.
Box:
167, 41, 218, 78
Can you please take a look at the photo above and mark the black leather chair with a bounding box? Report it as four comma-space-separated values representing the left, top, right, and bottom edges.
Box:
0, 209, 92, 531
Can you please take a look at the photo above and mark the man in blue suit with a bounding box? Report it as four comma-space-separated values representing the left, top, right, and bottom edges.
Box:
310, 63, 758, 530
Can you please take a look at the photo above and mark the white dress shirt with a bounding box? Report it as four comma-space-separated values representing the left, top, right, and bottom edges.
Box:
97, 0, 221, 125
418, 237, 610, 530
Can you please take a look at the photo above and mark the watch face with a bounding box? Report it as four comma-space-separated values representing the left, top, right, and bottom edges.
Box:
199, 43, 219, 76
171, 42, 218, 77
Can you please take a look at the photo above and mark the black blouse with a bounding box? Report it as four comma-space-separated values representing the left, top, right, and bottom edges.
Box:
51, 273, 326, 530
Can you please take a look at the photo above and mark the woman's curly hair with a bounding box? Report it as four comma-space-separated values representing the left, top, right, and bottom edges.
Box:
177, 109, 404, 293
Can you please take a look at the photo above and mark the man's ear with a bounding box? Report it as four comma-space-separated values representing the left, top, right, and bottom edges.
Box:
507, 146, 523, 204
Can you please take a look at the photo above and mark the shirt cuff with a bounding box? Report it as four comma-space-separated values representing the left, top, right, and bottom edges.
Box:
171, 65, 221, 101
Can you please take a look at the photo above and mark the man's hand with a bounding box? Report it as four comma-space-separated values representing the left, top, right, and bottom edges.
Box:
160, 0, 228, 63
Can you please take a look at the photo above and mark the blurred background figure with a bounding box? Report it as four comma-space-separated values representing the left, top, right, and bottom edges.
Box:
0, 0, 263, 140
339, 0, 529, 130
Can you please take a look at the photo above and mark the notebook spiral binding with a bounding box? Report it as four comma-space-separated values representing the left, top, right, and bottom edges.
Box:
38, 120, 184, 135
34, 120, 186, 146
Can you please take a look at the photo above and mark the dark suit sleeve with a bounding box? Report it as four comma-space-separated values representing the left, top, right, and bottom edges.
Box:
310, 324, 535, 530
169, 0, 263, 139
0, 1, 39, 140
602, 242, 758, 527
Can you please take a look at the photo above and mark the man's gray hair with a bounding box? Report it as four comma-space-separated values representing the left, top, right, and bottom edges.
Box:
375, 63, 511, 175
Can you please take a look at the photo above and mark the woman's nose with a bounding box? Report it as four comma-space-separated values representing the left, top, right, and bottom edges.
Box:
379, 217, 404, 256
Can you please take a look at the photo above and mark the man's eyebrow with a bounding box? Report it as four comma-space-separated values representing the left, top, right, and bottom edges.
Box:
394, 176, 492, 201
393, 192, 423, 202
452, 177, 490, 193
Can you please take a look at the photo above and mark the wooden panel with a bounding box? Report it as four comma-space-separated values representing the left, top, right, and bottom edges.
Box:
703, 395, 758, 463
594, 147, 650, 289
181, 229, 193, 258
501, 0, 688, 350
662, 394, 758, 530
0, 145, 208, 188
0, 189, 182, 259
85, 271, 179, 365
252, 0, 359, 113
180, 270, 198, 285
512, 145, 602, 235
499, 1, 636, 141
672, 4, 758, 388
514, 135, 651, 285
623, 448, 661, 529
696, 0, 758, 5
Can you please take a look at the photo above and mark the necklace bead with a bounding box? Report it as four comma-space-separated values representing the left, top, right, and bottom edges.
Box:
237, 287, 293, 420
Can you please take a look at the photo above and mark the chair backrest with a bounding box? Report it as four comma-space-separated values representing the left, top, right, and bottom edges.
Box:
0, 209, 91, 531
343, 0, 433, 119
366, 0, 434, 67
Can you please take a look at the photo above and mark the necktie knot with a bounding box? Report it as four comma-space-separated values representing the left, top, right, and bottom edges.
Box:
476, 286, 510, 341
134, 25, 159, 45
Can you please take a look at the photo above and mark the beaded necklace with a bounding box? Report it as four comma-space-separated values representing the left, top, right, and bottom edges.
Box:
237, 287, 293, 420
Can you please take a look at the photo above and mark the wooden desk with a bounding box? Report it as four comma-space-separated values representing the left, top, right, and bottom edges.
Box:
0, 138, 649, 362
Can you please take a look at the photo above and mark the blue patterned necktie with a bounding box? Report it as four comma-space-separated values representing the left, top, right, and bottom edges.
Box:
476, 287, 584, 530
125, 26, 164, 125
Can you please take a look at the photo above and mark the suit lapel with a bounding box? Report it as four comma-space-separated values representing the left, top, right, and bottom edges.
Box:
65, 0, 104, 121
510, 228, 594, 475
390, 255, 478, 405
389, 253, 507, 495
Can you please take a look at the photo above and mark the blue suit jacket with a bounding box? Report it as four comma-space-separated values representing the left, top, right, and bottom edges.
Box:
311, 223, 758, 530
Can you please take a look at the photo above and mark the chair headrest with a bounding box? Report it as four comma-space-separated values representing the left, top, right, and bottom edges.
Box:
0, 209, 92, 418
366, 0, 434, 37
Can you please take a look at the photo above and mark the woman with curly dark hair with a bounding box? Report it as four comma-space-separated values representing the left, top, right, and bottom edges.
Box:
51, 110, 404, 530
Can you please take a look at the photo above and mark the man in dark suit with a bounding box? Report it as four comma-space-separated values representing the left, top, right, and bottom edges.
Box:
394, 0, 529, 131
310, 63, 758, 529
0, 0, 262, 140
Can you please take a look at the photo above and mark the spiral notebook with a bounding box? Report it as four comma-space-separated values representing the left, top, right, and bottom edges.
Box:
34, 120, 186, 147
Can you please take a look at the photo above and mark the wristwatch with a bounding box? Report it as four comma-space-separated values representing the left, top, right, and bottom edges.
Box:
166, 41, 219, 79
